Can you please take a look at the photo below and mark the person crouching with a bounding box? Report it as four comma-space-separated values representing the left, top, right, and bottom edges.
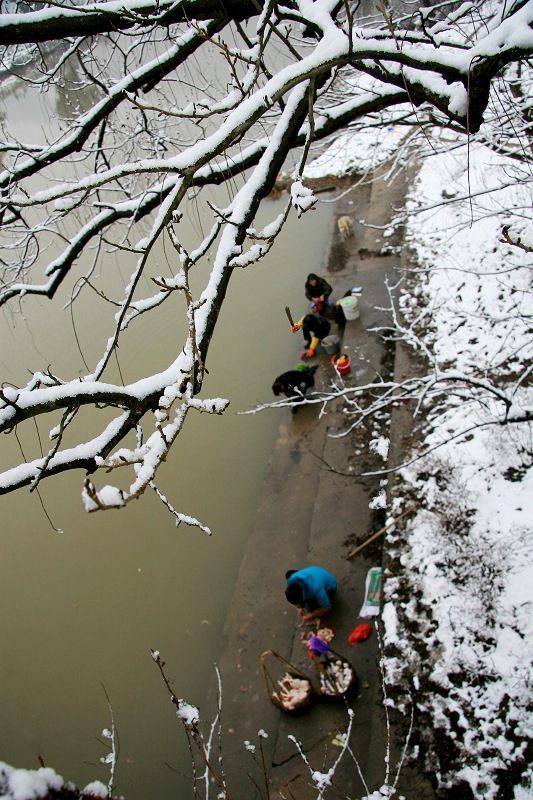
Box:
291, 313, 331, 359
285, 566, 337, 623
272, 365, 317, 414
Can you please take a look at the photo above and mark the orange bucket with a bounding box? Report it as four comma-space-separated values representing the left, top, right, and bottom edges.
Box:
332, 353, 351, 376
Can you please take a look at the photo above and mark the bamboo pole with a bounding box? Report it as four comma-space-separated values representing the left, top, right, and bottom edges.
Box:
345, 503, 418, 560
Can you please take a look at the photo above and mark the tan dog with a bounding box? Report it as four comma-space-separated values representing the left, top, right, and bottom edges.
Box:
337, 215, 353, 239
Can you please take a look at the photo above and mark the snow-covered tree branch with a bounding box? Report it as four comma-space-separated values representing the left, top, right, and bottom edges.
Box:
0, 0, 531, 514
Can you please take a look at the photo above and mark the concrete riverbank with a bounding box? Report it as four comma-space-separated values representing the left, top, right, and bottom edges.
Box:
204, 165, 436, 800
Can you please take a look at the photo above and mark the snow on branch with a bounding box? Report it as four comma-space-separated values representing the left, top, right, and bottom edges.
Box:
0, 0, 255, 44
0, 0, 531, 516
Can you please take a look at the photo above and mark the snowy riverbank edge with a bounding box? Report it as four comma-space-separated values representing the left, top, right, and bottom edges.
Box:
304, 133, 532, 799
385, 145, 532, 800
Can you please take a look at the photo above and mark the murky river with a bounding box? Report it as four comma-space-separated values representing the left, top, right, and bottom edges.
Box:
0, 57, 335, 799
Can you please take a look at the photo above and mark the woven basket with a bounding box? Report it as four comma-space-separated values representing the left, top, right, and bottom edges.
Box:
261, 650, 313, 714
312, 650, 357, 700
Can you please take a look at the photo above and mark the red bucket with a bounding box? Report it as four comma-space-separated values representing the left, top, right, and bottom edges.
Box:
332, 353, 351, 376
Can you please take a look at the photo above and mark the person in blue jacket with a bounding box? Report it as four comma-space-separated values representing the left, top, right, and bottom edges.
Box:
285, 566, 337, 622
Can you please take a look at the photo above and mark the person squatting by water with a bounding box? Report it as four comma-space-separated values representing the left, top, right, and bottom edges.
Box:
305, 274, 332, 305
285, 566, 337, 623
272, 365, 318, 413
291, 313, 331, 359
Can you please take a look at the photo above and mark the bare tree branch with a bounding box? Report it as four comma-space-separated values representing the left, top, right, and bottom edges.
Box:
0, 0, 530, 515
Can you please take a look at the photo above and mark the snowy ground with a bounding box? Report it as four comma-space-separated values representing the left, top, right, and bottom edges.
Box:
303, 125, 533, 797
384, 142, 533, 800
303, 122, 406, 181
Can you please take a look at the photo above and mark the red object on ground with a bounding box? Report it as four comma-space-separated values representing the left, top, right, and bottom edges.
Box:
348, 624, 372, 644
332, 353, 351, 375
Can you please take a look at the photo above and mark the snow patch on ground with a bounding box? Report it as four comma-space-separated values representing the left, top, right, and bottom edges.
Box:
303, 124, 406, 180
301, 122, 533, 797
386, 140, 533, 799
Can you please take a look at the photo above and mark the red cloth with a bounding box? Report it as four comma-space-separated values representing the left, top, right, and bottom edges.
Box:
348, 624, 372, 644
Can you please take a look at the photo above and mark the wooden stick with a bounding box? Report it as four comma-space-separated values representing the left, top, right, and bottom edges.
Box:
285, 306, 295, 327
345, 503, 418, 560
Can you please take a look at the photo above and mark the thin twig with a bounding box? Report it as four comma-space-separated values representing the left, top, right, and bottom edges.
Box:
309, 448, 357, 477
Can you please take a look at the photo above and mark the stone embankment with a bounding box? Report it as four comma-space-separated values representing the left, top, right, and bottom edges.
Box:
205, 164, 436, 800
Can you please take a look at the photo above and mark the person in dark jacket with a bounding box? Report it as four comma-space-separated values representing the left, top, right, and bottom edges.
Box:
305, 273, 333, 304
285, 566, 337, 622
291, 313, 331, 358
272, 365, 317, 413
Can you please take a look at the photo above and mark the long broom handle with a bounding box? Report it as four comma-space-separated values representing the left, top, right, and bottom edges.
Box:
345, 504, 418, 560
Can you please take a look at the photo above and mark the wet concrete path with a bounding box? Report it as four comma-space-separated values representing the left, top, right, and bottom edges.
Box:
204, 166, 436, 800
